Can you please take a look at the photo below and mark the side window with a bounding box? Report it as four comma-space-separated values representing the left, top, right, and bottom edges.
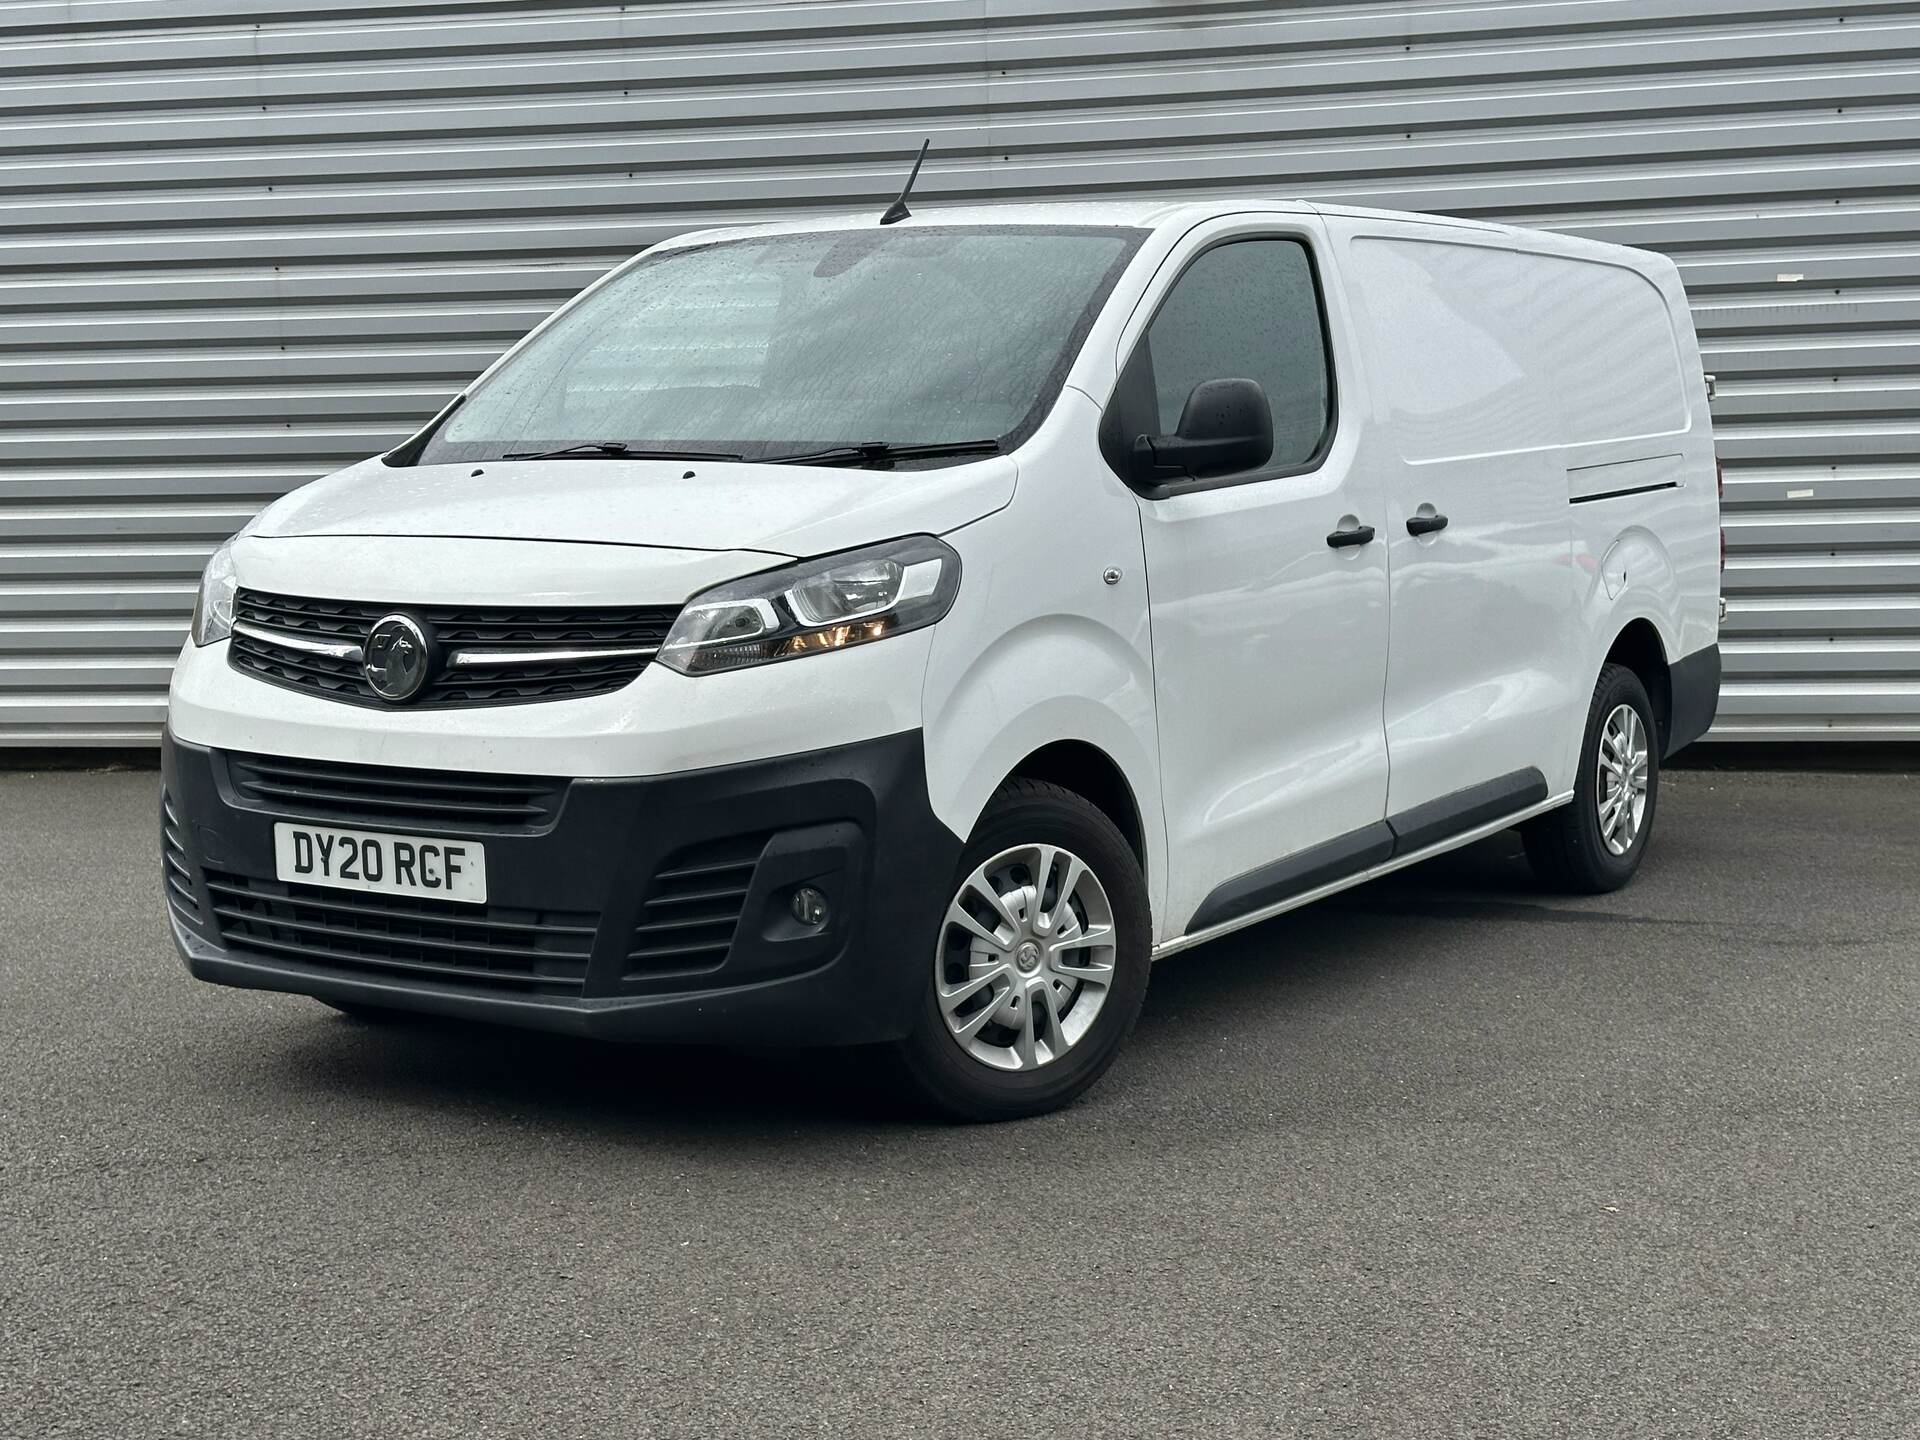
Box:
1139, 238, 1333, 473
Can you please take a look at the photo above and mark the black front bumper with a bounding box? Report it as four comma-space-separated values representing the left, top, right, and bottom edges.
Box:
161, 731, 962, 1045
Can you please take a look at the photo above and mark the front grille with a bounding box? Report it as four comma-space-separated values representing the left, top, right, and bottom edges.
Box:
207, 871, 596, 992
626, 832, 771, 975
229, 588, 680, 708
161, 789, 202, 921
225, 751, 563, 833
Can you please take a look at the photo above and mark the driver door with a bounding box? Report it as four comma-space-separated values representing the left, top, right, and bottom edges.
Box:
1117, 221, 1393, 937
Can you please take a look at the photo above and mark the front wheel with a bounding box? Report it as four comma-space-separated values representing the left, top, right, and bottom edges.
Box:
891, 779, 1151, 1122
1523, 662, 1659, 894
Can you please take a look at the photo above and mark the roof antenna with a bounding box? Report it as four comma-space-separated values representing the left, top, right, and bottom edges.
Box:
879, 139, 930, 226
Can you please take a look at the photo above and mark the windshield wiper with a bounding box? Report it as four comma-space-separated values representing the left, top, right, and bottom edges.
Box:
759, 439, 1002, 468
501, 441, 743, 461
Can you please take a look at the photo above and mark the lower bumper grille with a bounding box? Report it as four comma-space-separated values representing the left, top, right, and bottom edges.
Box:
224, 751, 563, 833
161, 790, 202, 922
206, 871, 597, 992
626, 832, 772, 975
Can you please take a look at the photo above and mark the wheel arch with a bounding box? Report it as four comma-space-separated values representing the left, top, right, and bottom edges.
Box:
1605, 616, 1674, 755
1005, 739, 1148, 875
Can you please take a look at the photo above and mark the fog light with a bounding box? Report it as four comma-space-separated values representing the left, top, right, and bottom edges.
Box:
790, 886, 829, 927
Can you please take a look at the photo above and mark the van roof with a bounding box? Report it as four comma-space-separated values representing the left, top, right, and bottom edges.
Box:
665, 197, 1654, 268
670, 197, 1537, 238
671, 197, 1317, 244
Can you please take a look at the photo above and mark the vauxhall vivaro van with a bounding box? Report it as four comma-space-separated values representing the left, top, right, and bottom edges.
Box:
163, 199, 1721, 1120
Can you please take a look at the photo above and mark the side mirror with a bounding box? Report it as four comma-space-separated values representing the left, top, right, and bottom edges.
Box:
1130, 377, 1273, 485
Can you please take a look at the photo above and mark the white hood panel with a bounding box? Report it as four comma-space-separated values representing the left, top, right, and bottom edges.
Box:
253, 454, 1018, 558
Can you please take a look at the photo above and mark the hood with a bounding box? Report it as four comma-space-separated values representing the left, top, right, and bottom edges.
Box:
253, 453, 1018, 559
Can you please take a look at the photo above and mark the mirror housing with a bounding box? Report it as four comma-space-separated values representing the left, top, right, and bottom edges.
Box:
1129, 377, 1273, 486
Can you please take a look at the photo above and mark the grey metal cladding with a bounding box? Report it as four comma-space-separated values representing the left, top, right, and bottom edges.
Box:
2, 0, 1916, 743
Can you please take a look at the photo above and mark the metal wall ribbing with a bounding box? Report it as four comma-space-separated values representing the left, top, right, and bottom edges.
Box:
3, 0, 1917, 743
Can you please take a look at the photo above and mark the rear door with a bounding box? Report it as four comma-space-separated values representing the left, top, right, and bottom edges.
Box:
1115, 218, 1394, 936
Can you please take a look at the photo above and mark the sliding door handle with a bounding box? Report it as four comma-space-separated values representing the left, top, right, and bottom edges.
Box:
1326, 523, 1376, 549
1406, 512, 1450, 537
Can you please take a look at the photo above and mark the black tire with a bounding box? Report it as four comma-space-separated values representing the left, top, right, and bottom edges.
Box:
1523, 662, 1660, 894
891, 779, 1151, 1123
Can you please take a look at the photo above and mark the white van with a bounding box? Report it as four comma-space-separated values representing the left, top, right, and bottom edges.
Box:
163, 199, 1720, 1120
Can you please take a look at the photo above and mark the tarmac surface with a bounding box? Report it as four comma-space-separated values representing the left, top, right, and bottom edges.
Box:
3, 763, 1917, 1438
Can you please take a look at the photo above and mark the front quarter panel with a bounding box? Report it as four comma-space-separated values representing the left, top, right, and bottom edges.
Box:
920, 390, 1167, 929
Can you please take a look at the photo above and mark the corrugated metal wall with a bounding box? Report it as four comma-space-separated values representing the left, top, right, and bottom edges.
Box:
4, 0, 1917, 744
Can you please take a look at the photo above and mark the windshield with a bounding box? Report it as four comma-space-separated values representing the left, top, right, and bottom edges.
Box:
414, 225, 1144, 467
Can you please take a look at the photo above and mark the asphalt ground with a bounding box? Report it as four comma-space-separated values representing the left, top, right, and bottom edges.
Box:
3, 763, 1917, 1438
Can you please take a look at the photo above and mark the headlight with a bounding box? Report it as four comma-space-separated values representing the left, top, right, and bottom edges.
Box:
189, 540, 239, 647
658, 535, 961, 676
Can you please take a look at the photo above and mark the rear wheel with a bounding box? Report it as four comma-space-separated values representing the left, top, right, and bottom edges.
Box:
1523, 662, 1659, 893
892, 779, 1151, 1122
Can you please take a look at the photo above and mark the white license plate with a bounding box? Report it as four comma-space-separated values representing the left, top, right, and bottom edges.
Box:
273, 822, 487, 904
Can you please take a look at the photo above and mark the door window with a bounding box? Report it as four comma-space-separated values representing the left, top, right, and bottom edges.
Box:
1133, 238, 1334, 476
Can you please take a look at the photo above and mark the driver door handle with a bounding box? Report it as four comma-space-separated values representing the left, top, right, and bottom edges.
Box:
1406, 512, 1450, 537
1326, 523, 1376, 549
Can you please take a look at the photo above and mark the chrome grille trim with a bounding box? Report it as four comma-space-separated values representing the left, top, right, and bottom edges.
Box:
231, 620, 364, 663
447, 644, 661, 668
